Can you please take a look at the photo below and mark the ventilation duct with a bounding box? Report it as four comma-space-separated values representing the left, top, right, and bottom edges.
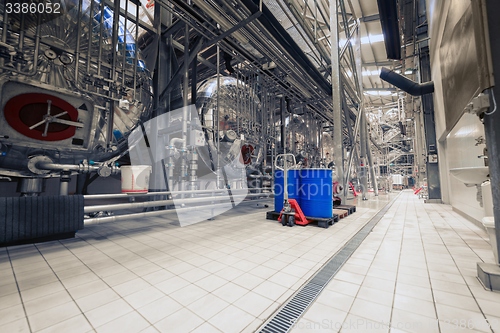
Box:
380, 67, 434, 96
377, 0, 401, 60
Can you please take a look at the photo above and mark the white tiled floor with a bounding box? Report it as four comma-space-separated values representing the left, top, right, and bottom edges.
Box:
290, 191, 500, 333
1, 190, 499, 332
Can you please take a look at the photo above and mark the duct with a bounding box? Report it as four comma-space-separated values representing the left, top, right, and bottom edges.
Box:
239, 0, 332, 95
377, 0, 401, 60
380, 67, 434, 96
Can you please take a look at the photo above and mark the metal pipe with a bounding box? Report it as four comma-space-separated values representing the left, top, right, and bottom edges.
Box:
37, 162, 99, 173
84, 192, 270, 213
121, 0, 129, 87
330, 0, 345, 202
60, 172, 71, 196
216, 42, 220, 187
97, 0, 105, 77
133, 2, 140, 101
366, 125, 379, 196
359, 109, 367, 200
84, 198, 271, 225
74, 0, 83, 83
280, 97, 286, 153
84, 188, 269, 200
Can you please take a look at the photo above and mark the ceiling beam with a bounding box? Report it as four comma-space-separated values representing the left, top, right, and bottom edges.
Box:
360, 14, 380, 23
362, 60, 397, 67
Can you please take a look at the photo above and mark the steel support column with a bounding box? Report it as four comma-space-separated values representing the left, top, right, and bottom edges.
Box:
330, 0, 345, 201
366, 132, 379, 196
359, 109, 368, 200
484, 0, 500, 265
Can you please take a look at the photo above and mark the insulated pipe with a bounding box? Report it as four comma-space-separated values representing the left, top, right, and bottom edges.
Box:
380, 67, 434, 96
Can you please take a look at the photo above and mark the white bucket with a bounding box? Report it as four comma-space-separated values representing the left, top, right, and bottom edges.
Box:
483, 216, 498, 264
121, 165, 152, 193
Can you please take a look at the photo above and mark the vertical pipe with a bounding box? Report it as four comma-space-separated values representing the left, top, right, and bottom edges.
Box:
359, 109, 367, 200
96, 0, 105, 77
280, 97, 286, 153
86, 0, 94, 75
121, 0, 129, 87
133, 2, 139, 101
181, 23, 190, 191
216, 42, 220, 188
366, 131, 379, 196
111, 0, 120, 82
330, 0, 345, 201
165, 20, 172, 113
191, 59, 197, 105
236, 65, 240, 134
74, 0, 83, 83
262, 81, 267, 168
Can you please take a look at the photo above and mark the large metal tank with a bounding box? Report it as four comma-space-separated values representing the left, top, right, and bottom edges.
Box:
0, 0, 152, 178
196, 76, 263, 171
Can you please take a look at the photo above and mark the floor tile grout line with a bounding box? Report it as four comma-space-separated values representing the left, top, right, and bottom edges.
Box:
257, 193, 402, 333
410, 192, 442, 332
6, 247, 33, 333
30, 242, 95, 332
42, 238, 161, 331
386, 194, 411, 333
417, 198, 495, 333
76, 215, 280, 330
405, 191, 441, 332
427, 203, 488, 264
336, 193, 406, 332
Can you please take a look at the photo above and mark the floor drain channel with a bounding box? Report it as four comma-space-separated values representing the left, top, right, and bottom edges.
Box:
258, 196, 399, 333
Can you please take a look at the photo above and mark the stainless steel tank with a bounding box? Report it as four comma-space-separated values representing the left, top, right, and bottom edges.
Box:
196, 76, 263, 171
0, 0, 152, 178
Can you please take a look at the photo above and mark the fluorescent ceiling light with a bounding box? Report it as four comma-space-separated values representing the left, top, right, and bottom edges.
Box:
361, 34, 385, 44
346, 69, 380, 77
364, 90, 393, 96
339, 34, 385, 47
362, 69, 381, 76
404, 69, 414, 74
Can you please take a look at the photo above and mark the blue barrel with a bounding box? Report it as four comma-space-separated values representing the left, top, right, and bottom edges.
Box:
274, 170, 301, 212
299, 169, 333, 218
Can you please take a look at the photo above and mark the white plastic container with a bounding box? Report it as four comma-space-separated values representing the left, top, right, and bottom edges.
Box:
483, 216, 498, 264
121, 165, 152, 193
392, 174, 403, 185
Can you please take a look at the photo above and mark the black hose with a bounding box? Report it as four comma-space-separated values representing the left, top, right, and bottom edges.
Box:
380, 67, 434, 96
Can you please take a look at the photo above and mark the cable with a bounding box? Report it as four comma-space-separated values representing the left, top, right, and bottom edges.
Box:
485, 88, 497, 116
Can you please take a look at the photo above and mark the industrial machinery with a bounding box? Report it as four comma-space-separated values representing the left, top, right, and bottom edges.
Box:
0, 0, 152, 194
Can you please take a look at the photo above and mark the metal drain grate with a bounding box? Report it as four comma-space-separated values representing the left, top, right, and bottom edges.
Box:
259, 196, 399, 333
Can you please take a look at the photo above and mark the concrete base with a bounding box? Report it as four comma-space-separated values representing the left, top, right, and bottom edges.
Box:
477, 262, 500, 291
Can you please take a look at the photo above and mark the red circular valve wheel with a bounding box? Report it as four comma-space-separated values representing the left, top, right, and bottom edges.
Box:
4, 93, 79, 141
241, 144, 254, 165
